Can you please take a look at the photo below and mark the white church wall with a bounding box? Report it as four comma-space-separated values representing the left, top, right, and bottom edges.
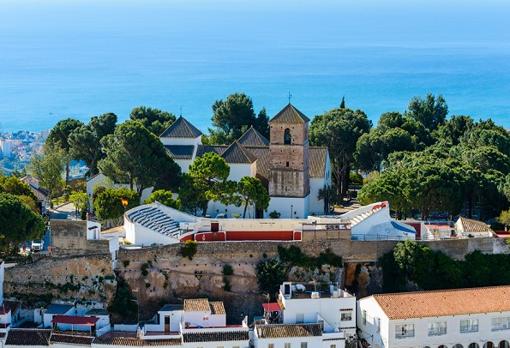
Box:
266, 195, 309, 219
309, 178, 326, 216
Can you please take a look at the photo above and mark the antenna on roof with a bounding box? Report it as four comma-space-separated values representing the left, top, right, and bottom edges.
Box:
288, 91, 292, 104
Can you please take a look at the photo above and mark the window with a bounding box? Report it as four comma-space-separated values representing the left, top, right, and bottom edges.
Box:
301, 343, 308, 348
341, 311, 352, 321
284, 128, 292, 144
286, 161, 289, 167
362, 310, 367, 325
284, 343, 291, 348
460, 319, 479, 333
395, 324, 415, 339
376, 317, 381, 332
330, 345, 336, 348
428, 321, 447, 336
268, 344, 274, 348
492, 317, 510, 331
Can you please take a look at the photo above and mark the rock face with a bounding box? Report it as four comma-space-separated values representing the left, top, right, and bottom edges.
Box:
4, 255, 116, 305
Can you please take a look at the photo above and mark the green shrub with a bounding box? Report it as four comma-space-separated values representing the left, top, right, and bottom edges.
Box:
222, 264, 234, 276
180, 240, 197, 260
269, 211, 281, 219
256, 259, 287, 298
141, 263, 150, 277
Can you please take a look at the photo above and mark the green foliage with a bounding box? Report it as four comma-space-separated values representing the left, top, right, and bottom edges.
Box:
93, 187, 138, 221
277, 245, 343, 269
141, 263, 150, 277
108, 275, 138, 323
0, 193, 45, 253
98, 120, 181, 195
269, 211, 281, 219
310, 107, 371, 199
0, 175, 36, 200
222, 264, 234, 276
499, 210, 510, 228
405, 94, 448, 130
69, 191, 88, 216
178, 174, 208, 216
382, 241, 510, 292
130, 106, 176, 136
180, 240, 197, 260
236, 176, 270, 218
144, 189, 180, 209
208, 93, 268, 144
47, 118, 84, 183
69, 113, 117, 175
188, 152, 230, 215
256, 258, 287, 298
28, 145, 66, 198
222, 264, 233, 291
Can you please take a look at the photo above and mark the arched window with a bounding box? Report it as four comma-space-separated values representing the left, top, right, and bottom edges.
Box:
484, 342, 495, 348
284, 128, 292, 144
438, 346, 448, 348
500, 341, 510, 348
468, 344, 480, 348
453, 345, 464, 348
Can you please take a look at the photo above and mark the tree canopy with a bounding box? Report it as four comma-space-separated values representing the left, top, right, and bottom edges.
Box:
207, 93, 269, 144
0, 193, 45, 253
187, 152, 230, 215
310, 107, 371, 199
46, 118, 84, 183
69, 113, 117, 175
144, 189, 180, 209
405, 94, 448, 131
93, 187, 138, 221
129, 106, 176, 136
98, 120, 181, 195
28, 145, 66, 199
236, 176, 270, 218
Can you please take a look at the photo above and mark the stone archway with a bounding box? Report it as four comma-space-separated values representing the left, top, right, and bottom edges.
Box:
484, 342, 495, 348
469, 344, 480, 348
438, 345, 448, 348
499, 341, 510, 348
453, 345, 464, 348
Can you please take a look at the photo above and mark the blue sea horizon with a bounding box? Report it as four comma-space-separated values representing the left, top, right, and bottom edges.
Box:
1, 0, 509, 132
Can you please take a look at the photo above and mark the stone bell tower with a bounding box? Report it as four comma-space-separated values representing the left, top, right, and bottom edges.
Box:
268, 103, 310, 198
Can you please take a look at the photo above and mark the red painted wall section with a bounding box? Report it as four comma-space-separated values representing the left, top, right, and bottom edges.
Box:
189, 230, 298, 242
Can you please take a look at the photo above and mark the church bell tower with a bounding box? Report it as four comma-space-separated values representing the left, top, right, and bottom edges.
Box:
268, 103, 310, 198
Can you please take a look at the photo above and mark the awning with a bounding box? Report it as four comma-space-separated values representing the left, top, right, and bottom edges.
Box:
52, 315, 98, 326
262, 303, 281, 313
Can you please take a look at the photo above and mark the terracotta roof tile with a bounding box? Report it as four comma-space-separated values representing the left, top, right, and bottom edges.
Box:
270, 104, 310, 124
256, 323, 323, 338
182, 330, 249, 343
209, 301, 225, 315
237, 126, 269, 146
5, 329, 51, 346
221, 141, 257, 164
50, 333, 94, 345
309, 147, 328, 178
183, 298, 210, 312
457, 216, 493, 233
372, 285, 510, 319
95, 333, 182, 346
160, 116, 202, 138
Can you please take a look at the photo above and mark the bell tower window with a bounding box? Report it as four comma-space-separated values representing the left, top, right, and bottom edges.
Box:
284, 128, 292, 145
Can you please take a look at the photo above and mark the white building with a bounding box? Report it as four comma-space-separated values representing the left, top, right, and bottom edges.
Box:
88, 104, 332, 219
357, 285, 510, 348
253, 282, 356, 348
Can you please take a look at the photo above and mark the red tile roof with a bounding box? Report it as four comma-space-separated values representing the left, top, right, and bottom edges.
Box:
372, 285, 510, 319
52, 315, 98, 326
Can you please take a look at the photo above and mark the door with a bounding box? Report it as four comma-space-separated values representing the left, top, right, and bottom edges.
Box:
164, 316, 170, 333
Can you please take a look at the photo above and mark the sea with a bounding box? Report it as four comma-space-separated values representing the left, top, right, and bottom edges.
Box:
1, 0, 510, 132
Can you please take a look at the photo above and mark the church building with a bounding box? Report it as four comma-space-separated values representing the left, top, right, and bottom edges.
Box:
160, 103, 331, 218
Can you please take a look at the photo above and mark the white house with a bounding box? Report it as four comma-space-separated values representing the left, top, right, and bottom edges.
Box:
357, 285, 510, 348
253, 281, 356, 348
95, 298, 251, 348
